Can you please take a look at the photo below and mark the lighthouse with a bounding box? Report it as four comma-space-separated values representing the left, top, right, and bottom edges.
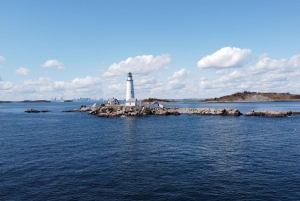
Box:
125, 72, 138, 106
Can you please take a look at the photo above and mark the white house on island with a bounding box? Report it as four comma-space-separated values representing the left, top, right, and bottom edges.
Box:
108, 97, 119, 105
125, 72, 138, 106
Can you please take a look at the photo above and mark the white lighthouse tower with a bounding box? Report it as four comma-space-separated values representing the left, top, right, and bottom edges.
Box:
125, 72, 138, 106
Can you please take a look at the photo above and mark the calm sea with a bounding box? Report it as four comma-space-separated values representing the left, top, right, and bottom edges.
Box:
1, 102, 300, 200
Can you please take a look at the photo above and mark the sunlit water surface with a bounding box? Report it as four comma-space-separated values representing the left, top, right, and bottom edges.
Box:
1, 102, 300, 200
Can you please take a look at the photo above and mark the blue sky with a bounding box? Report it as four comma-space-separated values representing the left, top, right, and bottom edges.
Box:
1, 0, 300, 100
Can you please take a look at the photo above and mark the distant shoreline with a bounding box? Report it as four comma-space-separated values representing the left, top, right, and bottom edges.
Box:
201, 92, 300, 102
202, 99, 300, 103
0, 101, 12, 104
18, 100, 51, 103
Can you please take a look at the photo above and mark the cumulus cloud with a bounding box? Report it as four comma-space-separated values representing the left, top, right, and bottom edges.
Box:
197, 47, 251, 69
216, 69, 229, 75
108, 84, 125, 91
0, 80, 14, 90
168, 68, 189, 81
66, 76, 103, 90
41, 60, 65, 69
166, 69, 189, 90
0, 55, 5, 62
135, 76, 163, 90
194, 53, 300, 97
247, 54, 300, 75
103, 54, 171, 76
116, 69, 192, 98
3, 50, 300, 100
259, 53, 268, 60
1, 76, 103, 101
15, 67, 30, 75
288, 55, 300, 68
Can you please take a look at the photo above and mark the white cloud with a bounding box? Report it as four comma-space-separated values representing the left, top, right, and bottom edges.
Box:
24, 77, 52, 85
216, 69, 229, 75
0, 55, 5, 62
247, 57, 286, 74
228, 70, 247, 79
15, 67, 30, 75
138, 76, 158, 85
3, 50, 300, 100
288, 55, 300, 68
66, 76, 102, 89
166, 68, 189, 90
247, 54, 300, 75
1, 76, 103, 101
103, 54, 171, 76
126, 69, 192, 98
168, 68, 189, 81
259, 53, 268, 60
192, 53, 300, 97
41, 60, 65, 69
197, 47, 251, 69
108, 84, 125, 91
135, 76, 163, 90
0, 81, 14, 90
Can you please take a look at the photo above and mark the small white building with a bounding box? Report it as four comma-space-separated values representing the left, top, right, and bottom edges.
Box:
126, 97, 138, 106
151, 101, 164, 108
108, 97, 119, 105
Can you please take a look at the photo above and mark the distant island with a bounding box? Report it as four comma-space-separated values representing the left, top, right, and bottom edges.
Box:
201, 91, 300, 102
0, 101, 12, 103
142, 98, 175, 103
18, 100, 51, 103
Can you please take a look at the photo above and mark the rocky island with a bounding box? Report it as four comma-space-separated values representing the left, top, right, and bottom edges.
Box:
64, 104, 242, 117
19, 100, 51, 103
25, 109, 50, 113
201, 91, 300, 102
142, 98, 175, 103
0, 101, 12, 103
245, 110, 300, 117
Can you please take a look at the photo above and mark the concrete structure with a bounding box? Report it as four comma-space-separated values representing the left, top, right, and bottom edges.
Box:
126, 72, 138, 106
126, 97, 138, 106
108, 97, 119, 105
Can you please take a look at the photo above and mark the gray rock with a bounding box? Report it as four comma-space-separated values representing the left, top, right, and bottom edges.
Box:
245, 110, 292, 117
25, 109, 50, 113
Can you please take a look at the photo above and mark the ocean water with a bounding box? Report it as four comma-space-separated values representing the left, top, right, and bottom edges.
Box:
1, 102, 300, 200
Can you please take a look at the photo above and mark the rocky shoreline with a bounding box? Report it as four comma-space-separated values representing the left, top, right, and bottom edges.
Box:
245, 110, 300, 117
25, 105, 300, 117
25, 109, 50, 113
202, 91, 300, 102
63, 105, 243, 117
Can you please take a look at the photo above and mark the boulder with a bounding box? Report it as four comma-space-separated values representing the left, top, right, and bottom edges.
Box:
224, 108, 242, 116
